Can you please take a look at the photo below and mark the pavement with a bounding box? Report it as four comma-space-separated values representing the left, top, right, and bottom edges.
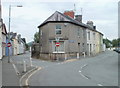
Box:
2, 52, 35, 87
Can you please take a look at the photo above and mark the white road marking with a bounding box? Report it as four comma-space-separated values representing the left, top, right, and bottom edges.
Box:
79, 64, 89, 80
98, 84, 103, 86
79, 70, 89, 80
12, 63, 20, 75
81, 64, 88, 69
10, 59, 20, 75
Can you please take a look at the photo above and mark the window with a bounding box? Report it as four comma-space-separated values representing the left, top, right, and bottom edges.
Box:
83, 43, 85, 51
83, 30, 85, 38
56, 25, 61, 34
77, 28, 80, 36
88, 32, 90, 40
93, 33, 95, 40
40, 30, 42, 36
53, 41, 64, 53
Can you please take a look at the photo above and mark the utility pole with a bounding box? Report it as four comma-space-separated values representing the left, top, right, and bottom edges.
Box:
8, 5, 23, 63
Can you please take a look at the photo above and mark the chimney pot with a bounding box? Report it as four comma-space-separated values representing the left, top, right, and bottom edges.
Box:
75, 15, 82, 23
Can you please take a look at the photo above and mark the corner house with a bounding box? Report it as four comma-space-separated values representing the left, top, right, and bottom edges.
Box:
38, 11, 104, 60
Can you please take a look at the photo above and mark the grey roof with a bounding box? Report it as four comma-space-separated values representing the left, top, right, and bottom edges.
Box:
38, 11, 103, 35
38, 11, 87, 28
7, 32, 17, 39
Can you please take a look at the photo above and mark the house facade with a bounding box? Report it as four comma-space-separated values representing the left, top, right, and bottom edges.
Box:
0, 19, 2, 59
0, 2, 2, 59
17, 34, 26, 54
6, 32, 26, 56
38, 11, 104, 60
2, 23, 7, 57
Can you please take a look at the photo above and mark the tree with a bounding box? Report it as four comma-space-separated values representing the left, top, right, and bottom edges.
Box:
103, 38, 112, 48
112, 39, 118, 47
34, 32, 40, 43
111, 38, 120, 47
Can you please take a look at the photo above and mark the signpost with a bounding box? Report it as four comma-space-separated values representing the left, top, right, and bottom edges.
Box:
55, 38, 60, 61
7, 42, 11, 63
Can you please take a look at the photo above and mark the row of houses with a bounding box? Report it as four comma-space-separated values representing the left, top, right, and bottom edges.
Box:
0, 3, 26, 60
34, 10, 106, 60
0, 19, 26, 59
0, 2, 2, 59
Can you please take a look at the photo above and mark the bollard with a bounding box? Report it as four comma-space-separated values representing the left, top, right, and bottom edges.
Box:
83, 52, 85, 58
65, 54, 67, 60
77, 53, 79, 59
23, 60, 26, 72
30, 57, 33, 67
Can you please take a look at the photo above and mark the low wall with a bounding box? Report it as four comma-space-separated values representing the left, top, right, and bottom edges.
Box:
32, 52, 86, 61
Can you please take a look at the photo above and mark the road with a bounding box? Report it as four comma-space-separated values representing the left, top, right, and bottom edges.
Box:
27, 50, 118, 86
0, 60, 2, 87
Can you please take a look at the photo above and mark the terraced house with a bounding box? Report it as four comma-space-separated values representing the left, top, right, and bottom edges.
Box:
0, 20, 2, 60
38, 11, 104, 60
0, 3, 2, 60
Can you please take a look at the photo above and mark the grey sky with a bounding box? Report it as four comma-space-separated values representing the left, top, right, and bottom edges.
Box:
1, 0, 119, 43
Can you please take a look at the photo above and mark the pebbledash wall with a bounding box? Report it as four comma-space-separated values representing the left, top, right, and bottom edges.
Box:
35, 11, 104, 60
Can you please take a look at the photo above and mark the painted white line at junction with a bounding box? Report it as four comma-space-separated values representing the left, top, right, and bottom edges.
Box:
10, 59, 20, 76
81, 64, 88, 69
98, 84, 103, 86
79, 70, 89, 80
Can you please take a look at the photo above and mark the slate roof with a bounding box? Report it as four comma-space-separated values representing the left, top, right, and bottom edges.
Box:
38, 11, 103, 35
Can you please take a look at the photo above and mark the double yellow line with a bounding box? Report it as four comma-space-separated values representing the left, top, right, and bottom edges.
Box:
25, 67, 42, 86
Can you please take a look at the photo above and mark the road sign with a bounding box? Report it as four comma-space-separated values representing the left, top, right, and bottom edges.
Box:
7, 42, 11, 47
56, 42, 60, 47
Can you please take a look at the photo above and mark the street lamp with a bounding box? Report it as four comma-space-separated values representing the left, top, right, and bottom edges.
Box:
8, 5, 23, 63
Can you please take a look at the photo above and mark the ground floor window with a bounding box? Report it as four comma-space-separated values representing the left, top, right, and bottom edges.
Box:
52, 41, 64, 53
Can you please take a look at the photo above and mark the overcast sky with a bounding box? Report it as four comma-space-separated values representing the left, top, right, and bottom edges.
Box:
1, 0, 119, 43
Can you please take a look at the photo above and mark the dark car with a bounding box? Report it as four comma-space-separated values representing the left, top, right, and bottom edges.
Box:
117, 48, 120, 53
114, 48, 120, 53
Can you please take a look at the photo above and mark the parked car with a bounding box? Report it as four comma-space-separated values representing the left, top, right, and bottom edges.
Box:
113, 48, 120, 53
116, 48, 120, 53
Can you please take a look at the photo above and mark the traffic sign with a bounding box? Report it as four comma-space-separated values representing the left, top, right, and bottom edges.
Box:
7, 42, 11, 47
56, 42, 60, 47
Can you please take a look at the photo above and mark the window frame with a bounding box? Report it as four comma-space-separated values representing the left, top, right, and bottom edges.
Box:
55, 25, 62, 35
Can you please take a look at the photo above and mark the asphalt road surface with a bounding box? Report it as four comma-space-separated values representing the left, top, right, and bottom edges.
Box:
0, 60, 2, 87
28, 50, 118, 86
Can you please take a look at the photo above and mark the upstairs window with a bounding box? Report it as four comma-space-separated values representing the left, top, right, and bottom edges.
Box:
88, 32, 90, 40
77, 28, 80, 36
56, 25, 62, 34
93, 33, 95, 40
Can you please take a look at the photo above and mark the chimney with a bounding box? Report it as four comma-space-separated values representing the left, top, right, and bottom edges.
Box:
93, 26, 96, 30
75, 15, 82, 23
87, 21, 94, 28
64, 10, 74, 18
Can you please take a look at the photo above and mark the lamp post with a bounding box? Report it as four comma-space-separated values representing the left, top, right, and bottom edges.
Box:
8, 5, 23, 63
